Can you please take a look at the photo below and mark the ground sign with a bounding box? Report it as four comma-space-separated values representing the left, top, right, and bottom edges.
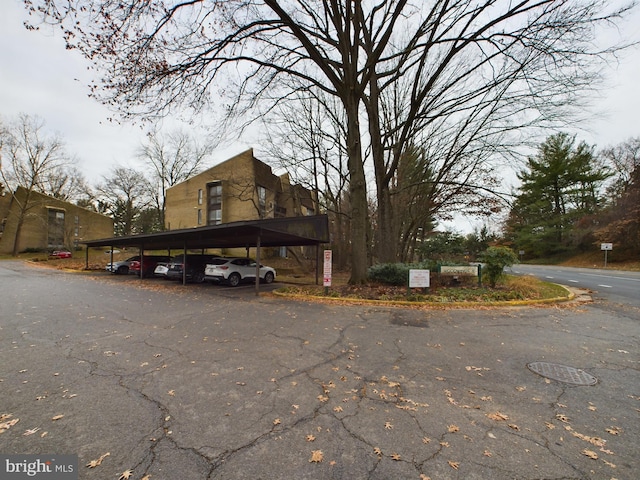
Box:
409, 269, 430, 288
440, 265, 479, 276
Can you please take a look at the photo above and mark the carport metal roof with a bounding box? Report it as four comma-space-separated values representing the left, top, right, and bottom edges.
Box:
83, 214, 330, 250
83, 215, 330, 293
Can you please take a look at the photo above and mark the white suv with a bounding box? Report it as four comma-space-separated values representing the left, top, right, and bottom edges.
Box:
204, 257, 276, 287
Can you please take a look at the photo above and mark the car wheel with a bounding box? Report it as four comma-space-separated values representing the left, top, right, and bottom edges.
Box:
117, 266, 129, 275
228, 272, 241, 287
263, 271, 274, 284
193, 271, 205, 283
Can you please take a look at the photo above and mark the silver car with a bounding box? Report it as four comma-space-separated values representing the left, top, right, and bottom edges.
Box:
106, 255, 139, 275
204, 257, 276, 287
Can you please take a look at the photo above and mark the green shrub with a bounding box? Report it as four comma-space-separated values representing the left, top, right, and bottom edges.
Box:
368, 263, 410, 286
481, 246, 518, 288
368, 261, 436, 286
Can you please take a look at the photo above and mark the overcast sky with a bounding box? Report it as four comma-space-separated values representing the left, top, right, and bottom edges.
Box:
1, 0, 639, 188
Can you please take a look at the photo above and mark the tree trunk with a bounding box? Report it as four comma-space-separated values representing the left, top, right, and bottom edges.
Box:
11, 189, 33, 257
12, 214, 26, 257
345, 97, 368, 284
366, 70, 398, 264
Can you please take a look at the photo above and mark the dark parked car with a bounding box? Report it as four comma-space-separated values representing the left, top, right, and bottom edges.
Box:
129, 255, 173, 278
165, 254, 221, 283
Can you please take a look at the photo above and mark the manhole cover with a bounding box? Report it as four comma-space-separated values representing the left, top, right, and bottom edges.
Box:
527, 362, 597, 386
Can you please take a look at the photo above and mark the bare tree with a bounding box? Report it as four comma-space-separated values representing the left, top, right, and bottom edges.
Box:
0, 114, 73, 255
594, 137, 640, 253
95, 167, 151, 236
39, 165, 90, 203
138, 129, 213, 230
26, 0, 637, 281
601, 137, 640, 199
264, 89, 351, 269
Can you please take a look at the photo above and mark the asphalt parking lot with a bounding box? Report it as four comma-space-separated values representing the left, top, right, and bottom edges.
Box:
1, 261, 638, 479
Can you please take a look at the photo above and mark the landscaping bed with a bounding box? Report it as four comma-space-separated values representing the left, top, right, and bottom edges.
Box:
277, 275, 571, 304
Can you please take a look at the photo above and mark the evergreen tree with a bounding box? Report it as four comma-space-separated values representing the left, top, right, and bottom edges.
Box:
506, 133, 609, 258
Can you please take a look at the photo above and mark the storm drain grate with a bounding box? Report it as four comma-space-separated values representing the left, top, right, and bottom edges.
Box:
527, 362, 598, 386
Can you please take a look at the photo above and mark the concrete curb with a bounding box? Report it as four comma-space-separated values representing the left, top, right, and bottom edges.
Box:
271, 283, 586, 309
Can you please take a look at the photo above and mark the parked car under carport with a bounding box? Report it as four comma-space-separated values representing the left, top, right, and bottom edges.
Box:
83, 215, 330, 294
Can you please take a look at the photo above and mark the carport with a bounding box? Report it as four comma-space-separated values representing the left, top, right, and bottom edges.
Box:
83, 215, 330, 294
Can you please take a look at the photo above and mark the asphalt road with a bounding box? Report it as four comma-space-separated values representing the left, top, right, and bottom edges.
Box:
1, 261, 639, 480
511, 264, 640, 306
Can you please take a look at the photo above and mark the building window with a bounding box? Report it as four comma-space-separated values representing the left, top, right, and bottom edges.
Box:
48, 209, 65, 248
274, 205, 287, 218
208, 181, 222, 225
257, 185, 266, 218
198, 189, 203, 205
197, 209, 202, 225
74, 215, 80, 237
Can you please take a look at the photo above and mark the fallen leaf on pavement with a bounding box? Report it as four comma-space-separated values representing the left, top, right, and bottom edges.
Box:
486, 412, 509, 421
309, 450, 323, 463
86, 452, 110, 468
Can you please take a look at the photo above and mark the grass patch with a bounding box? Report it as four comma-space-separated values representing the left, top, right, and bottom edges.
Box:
276, 274, 570, 304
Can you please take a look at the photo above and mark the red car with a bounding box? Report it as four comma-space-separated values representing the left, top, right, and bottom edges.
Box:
128, 255, 173, 278
49, 250, 72, 259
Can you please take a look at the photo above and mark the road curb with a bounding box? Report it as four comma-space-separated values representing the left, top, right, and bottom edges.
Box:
271, 283, 586, 309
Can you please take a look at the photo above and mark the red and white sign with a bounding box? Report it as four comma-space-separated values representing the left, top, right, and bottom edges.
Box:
323, 250, 332, 287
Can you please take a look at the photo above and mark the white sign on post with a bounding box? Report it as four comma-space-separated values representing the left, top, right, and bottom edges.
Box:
600, 243, 612, 268
409, 269, 430, 288
323, 250, 332, 287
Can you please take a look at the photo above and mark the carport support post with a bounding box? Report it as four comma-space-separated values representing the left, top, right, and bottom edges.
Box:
255, 234, 261, 296
182, 243, 187, 285
315, 245, 319, 286
139, 246, 143, 279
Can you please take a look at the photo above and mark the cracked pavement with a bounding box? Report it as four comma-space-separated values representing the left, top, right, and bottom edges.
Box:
0, 260, 638, 479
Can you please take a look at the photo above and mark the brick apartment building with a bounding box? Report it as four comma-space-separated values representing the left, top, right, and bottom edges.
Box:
164, 149, 317, 257
0, 185, 114, 255
165, 149, 316, 229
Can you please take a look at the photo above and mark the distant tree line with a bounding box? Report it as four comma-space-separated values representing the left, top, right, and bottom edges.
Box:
2, 114, 637, 264
503, 134, 639, 260
0, 114, 213, 244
